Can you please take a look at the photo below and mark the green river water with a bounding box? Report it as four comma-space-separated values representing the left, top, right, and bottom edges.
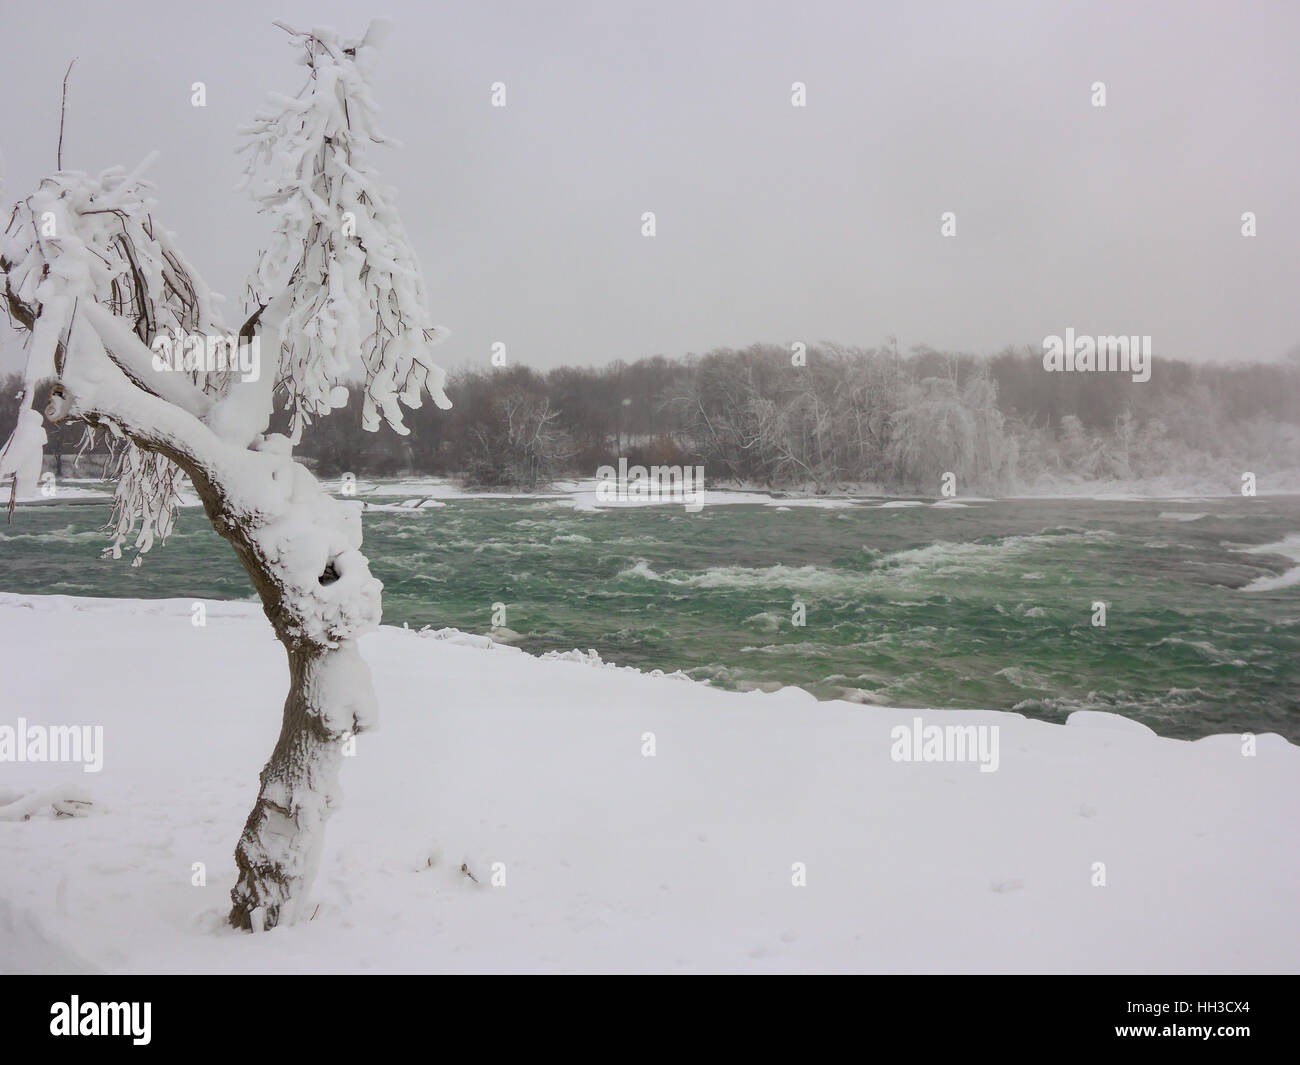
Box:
2, 491, 1297, 742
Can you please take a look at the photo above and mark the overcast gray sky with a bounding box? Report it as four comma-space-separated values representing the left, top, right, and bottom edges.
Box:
1, 0, 1297, 373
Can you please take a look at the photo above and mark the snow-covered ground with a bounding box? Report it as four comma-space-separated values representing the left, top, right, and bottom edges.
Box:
8, 471, 1300, 510
1, 593, 1296, 974
325, 472, 1300, 507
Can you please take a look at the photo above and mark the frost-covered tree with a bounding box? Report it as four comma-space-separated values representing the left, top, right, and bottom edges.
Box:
1057, 415, 1102, 479
887, 372, 1014, 493
0, 20, 450, 930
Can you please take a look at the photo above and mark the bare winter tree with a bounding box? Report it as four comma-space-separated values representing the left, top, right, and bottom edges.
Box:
0, 20, 451, 930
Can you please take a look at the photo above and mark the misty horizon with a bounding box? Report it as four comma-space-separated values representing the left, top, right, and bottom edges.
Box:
3, 0, 1297, 376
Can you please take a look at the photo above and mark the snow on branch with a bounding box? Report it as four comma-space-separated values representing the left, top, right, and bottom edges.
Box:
240, 20, 452, 442
0, 165, 226, 559
1, 166, 224, 383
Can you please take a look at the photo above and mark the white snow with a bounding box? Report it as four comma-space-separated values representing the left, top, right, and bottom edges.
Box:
0, 483, 113, 505
0, 408, 46, 498
1, 592, 1295, 974
338, 477, 936, 511
1063, 710, 1158, 737
211, 474, 1300, 512
359, 497, 447, 513
1007, 472, 1300, 500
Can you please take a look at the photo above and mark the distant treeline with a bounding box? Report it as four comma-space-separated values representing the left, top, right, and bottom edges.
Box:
293, 344, 1300, 492
5, 344, 1300, 492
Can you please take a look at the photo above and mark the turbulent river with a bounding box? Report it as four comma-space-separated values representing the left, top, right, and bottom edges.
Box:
3, 490, 1298, 742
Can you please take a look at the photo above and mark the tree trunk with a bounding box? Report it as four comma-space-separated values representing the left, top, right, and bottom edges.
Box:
229, 639, 376, 930
22, 323, 383, 933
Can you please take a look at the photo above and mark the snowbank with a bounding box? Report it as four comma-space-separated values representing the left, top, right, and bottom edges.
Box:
9, 472, 1300, 510
1007, 469, 1300, 500
339, 477, 959, 511
0, 593, 1296, 973
0, 483, 113, 505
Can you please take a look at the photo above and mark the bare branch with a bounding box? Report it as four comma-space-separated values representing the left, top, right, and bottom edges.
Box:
57, 59, 76, 170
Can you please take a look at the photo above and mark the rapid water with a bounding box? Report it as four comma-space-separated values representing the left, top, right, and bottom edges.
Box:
2, 492, 1298, 742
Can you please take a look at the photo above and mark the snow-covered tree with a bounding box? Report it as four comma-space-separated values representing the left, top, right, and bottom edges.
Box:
0, 20, 450, 930
887, 372, 1015, 493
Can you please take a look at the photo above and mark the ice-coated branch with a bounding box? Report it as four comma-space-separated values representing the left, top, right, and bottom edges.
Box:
81, 301, 214, 418
0, 165, 227, 553
51, 307, 381, 646
239, 19, 451, 442
49, 311, 232, 486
